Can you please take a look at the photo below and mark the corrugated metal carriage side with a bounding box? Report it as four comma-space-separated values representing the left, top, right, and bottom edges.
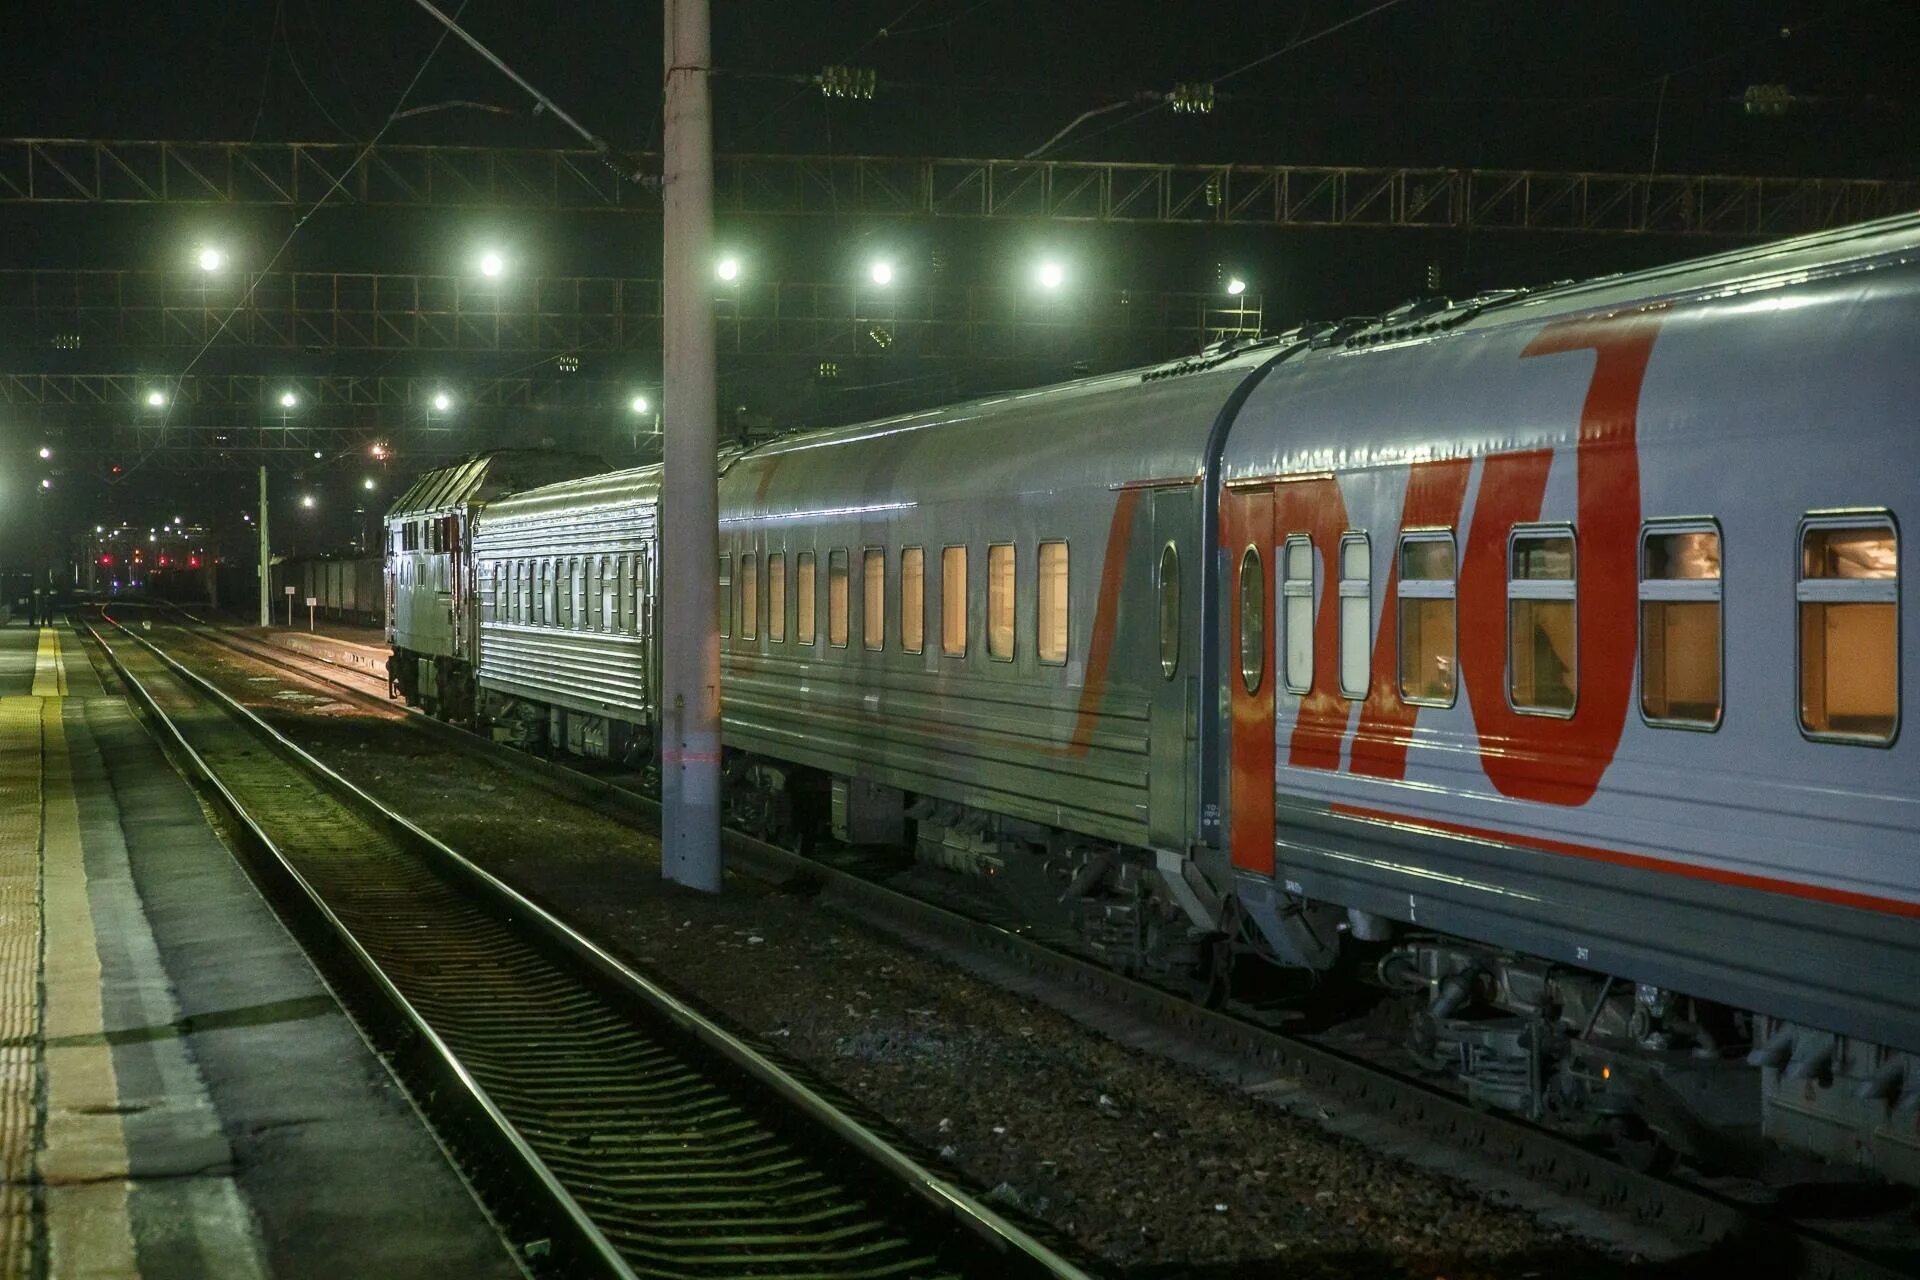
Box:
469, 467, 661, 762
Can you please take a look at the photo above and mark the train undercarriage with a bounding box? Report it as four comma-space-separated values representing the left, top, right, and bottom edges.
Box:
404, 674, 1920, 1198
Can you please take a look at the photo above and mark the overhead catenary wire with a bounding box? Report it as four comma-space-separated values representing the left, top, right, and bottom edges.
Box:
402, 0, 630, 168
116, 2, 474, 484
1026, 0, 1419, 158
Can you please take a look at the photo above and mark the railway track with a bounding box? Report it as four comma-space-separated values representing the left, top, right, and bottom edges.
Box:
81, 612, 1092, 1280
135, 612, 1918, 1280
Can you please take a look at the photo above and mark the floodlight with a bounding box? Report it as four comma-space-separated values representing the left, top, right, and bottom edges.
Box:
146, 389, 167, 407
279, 391, 298, 409
716, 256, 741, 283
1036, 261, 1065, 290
432, 391, 452, 412
39, 478, 51, 490
1226, 277, 1248, 296
479, 250, 505, 278
37, 446, 50, 459
363, 478, 376, 491
301, 494, 316, 509
197, 246, 225, 272
631, 395, 650, 415
869, 260, 895, 286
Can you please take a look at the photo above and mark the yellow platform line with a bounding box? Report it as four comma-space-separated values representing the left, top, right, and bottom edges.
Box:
0, 697, 40, 1278
38, 698, 139, 1277
30, 628, 66, 698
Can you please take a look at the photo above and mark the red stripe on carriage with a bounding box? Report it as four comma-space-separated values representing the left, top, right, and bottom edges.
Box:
1327, 801, 1920, 919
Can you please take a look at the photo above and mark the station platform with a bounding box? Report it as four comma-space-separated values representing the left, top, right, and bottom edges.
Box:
0, 623, 517, 1278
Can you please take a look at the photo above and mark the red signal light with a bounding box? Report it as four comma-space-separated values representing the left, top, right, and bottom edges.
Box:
188, 555, 200, 568
100, 555, 113, 566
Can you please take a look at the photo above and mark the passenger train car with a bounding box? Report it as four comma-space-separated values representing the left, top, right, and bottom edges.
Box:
389, 214, 1920, 1187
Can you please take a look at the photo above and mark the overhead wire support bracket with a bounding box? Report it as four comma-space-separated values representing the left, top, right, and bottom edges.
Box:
404, 0, 645, 181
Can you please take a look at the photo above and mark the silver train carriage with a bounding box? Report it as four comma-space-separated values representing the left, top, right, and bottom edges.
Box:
396, 212, 1920, 1187
384, 450, 602, 716
467, 467, 660, 762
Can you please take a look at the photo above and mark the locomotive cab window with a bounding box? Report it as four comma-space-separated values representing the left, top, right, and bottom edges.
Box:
1398, 533, 1456, 705
740, 552, 758, 641
1799, 517, 1898, 743
1640, 523, 1722, 728
1509, 528, 1577, 715
828, 549, 849, 647
988, 543, 1015, 660
941, 546, 968, 657
1281, 536, 1313, 694
902, 548, 925, 654
797, 551, 817, 645
1157, 543, 1179, 679
1039, 542, 1068, 665
768, 553, 786, 642
1338, 534, 1371, 699
1239, 545, 1265, 695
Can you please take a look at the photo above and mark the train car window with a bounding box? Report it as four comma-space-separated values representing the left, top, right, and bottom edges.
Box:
522, 560, 533, 626
1640, 523, 1722, 728
942, 547, 968, 657
601, 557, 617, 632
1281, 536, 1313, 694
1397, 533, 1457, 705
797, 552, 817, 644
828, 550, 850, 646
768, 553, 786, 642
988, 543, 1015, 660
718, 553, 732, 639
1158, 544, 1180, 679
1798, 517, 1898, 743
740, 552, 758, 640
902, 548, 925, 654
539, 560, 551, 626
863, 549, 885, 650
1508, 528, 1577, 716
587, 559, 602, 632
1239, 546, 1265, 694
1039, 542, 1068, 665
1338, 534, 1371, 699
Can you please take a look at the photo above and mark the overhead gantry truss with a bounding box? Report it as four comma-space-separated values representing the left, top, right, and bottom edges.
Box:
0, 270, 1263, 359
0, 138, 1911, 236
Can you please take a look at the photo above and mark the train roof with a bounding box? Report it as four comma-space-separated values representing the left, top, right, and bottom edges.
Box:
474, 463, 663, 525
386, 450, 606, 521
1335, 209, 1920, 353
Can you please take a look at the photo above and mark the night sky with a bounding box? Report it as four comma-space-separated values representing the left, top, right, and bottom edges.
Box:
2, 1, 1916, 562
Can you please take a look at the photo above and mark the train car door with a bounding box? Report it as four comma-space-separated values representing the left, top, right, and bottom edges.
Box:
1218, 482, 1276, 877
1148, 486, 1199, 849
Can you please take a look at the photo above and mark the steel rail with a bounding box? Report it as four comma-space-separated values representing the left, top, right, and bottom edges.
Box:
84, 614, 1094, 1280
147, 615, 1913, 1280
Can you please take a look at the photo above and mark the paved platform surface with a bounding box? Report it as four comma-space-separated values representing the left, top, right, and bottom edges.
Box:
0, 622, 521, 1279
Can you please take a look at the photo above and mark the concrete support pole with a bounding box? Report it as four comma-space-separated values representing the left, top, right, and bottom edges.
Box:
258, 466, 271, 628
660, 0, 723, 892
